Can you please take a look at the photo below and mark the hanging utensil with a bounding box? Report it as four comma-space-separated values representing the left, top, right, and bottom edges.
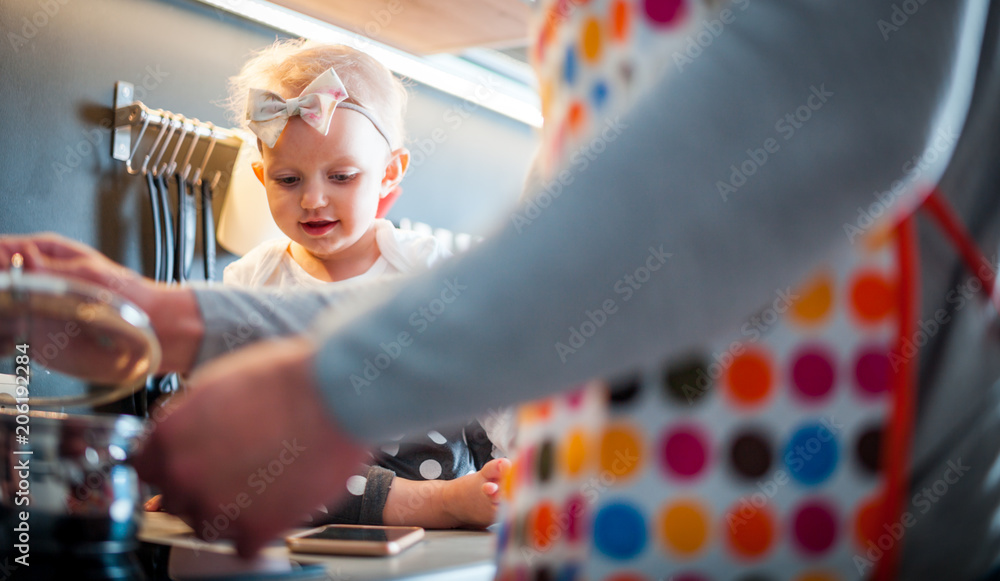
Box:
175, 175, 196, 283
145, 115, 183, 404
135, 114, 171, 416
152, 115, 177, 286
144, 171, 163, 282
201, 172, 221, 282
178, 127, 203, 283
164, 118, 195, 284
140, 113, 171, 282
194, 129, 219, 282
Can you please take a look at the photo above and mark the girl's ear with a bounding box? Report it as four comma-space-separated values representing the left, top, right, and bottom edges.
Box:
376, 148, 408, 219
376, 185, 402, 219
380, 148, 410, 199
251, 161, 265, 185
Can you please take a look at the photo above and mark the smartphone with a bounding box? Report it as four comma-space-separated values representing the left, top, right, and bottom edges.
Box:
285, 525, 425, 556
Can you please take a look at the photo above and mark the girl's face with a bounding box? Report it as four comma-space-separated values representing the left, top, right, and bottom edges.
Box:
261, 109, 403, 270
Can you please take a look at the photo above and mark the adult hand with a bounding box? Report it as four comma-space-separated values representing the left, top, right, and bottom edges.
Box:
0, 232, 203, 373
0, 232, 154, 308
0, 233, 158, 385
132, 335, 368, 558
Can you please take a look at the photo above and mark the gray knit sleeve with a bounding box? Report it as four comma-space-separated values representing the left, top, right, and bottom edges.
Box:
319, 464, 395, 525
190, 277, 397, 363
309, 0, 985, 441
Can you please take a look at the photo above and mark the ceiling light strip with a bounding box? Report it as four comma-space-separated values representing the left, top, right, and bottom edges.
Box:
198, 0, 543, 127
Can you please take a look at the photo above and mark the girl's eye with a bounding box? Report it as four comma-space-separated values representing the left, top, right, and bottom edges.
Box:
331, 173, 357, 183
276, 176, 299, 186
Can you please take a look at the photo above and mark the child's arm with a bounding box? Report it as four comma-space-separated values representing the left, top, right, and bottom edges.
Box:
321, 464, 395, 525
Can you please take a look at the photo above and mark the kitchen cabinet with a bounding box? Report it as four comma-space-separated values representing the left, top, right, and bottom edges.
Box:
268, 0, 532, 54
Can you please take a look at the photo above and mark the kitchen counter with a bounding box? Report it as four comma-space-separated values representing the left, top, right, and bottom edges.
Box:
139, 512, 498, 581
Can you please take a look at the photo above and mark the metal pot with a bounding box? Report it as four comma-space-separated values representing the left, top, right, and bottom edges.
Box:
0, 263, 160, 579
0, 410, 145, 570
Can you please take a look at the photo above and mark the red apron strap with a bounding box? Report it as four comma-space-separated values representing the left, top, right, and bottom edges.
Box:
875, 213, 920, 581
876, 187, 996, 580
922, 188, 999, 309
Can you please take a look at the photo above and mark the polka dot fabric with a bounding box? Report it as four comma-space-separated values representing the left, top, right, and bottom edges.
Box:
500, 0, 908, 578
530, 0, 710, 180
496, 236, 899, 579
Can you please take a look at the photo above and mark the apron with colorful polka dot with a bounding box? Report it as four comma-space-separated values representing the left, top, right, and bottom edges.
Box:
495, 1, 999, 580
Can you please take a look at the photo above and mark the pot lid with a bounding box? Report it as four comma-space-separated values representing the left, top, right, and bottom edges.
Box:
0, 257, 161, 408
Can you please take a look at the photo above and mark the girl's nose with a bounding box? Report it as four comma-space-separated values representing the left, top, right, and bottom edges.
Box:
300, 182, 329, 210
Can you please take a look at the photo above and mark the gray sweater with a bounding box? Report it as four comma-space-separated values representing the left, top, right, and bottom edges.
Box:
193, 0, 1000, 577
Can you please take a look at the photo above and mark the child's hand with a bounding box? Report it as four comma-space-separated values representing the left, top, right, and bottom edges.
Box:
441, 458, 511, 529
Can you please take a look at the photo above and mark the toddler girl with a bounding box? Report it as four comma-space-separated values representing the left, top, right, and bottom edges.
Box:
168, 40, 510, 528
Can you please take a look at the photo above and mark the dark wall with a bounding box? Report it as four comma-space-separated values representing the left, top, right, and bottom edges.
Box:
0, 0, 536, 276
0, 0, 536, 411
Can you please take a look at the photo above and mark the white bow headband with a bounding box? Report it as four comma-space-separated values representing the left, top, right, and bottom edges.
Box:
245, 68, 391, 148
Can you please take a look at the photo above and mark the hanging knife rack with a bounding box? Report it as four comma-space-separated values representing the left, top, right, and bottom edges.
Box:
111, 80, 244, 175
109, 79, 245, 287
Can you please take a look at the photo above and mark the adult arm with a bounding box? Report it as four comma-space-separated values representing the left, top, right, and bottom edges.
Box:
3, 4, 984, 432
303, 0, 989, 439
0, 232, 399, 373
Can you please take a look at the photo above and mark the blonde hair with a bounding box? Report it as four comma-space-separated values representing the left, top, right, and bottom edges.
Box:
226, 39, 408, 149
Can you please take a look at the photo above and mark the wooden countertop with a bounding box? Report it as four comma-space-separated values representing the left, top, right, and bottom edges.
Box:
140, 512, 498, 580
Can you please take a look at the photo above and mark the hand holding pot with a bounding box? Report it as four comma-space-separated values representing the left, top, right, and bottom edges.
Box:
0, 233, 154, 307
0, 232, 204, 374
